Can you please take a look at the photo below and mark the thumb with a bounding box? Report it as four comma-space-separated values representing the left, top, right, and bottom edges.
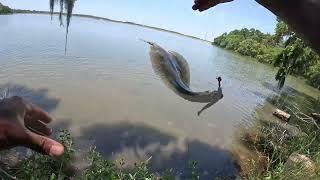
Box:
25, 132, 64, 157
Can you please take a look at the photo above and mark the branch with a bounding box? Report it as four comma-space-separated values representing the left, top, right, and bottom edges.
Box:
286, 106, 320, 130
0, 167, 16, 180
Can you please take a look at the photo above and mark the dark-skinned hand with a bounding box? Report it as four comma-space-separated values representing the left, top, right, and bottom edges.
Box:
0, 96, 64, 157
192, 0, 234, 11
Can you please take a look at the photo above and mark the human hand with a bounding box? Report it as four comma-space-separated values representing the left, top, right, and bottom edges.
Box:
192, 0, 234, 11
0, 96, 64, 157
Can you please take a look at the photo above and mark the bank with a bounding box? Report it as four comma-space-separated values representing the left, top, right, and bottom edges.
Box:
213, 27, 320, 90
232, 84, 320, 179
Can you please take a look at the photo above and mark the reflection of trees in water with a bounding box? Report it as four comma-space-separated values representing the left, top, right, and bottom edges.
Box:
49, 0, 76, 54
0, 83, 60, 113
79, 122, 239, 179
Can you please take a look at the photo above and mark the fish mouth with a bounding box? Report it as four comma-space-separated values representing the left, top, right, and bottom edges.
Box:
139, 39, 154, 46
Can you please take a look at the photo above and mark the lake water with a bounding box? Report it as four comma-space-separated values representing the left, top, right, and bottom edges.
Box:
0, 14, 319, 178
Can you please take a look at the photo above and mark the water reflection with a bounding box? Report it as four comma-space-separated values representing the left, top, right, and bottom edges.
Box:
146, 41, 224, 115
80, 122, 239, 179
0, 83, 60, 113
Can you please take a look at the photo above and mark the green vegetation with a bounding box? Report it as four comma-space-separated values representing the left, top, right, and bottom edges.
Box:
214, 19, 320, 89
0, 3, 13, 14
1, 2, 319, 179
0, 130, 209, 179
239, 89, 320, 179
3, 130, 74, 179
214, 28, 280, 64
0, 130, 165, 179
245, 122, 320, 179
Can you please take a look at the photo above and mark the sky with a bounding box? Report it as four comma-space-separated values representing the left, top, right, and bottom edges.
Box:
1, 0, 276, 39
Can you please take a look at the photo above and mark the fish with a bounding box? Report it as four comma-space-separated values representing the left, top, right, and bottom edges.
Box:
144, 40, 223, 107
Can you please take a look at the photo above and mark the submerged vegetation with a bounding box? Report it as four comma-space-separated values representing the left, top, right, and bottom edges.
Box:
214, 19, 320, 89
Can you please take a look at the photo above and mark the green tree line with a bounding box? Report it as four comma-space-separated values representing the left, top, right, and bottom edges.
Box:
0, 3, 13, 14
213, 19, 320, 89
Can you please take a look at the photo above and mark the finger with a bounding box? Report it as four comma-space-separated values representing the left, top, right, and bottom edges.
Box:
193, 0, 212, 11
193, 0, 233, 11
26, 103, 53, 124
25, 119, 53, 136
192, 1, 202, 10
25, 132, 64, 157
0, 96, 26, 119
198, 3, 215, 11
192, 4, 198, 10
194, 4, 215, 11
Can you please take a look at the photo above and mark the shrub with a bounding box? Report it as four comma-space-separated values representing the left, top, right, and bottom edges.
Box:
308, 62, 320, 89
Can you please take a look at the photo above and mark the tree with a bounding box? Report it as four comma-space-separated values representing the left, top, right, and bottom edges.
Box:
0, 2, 13, 14
225, 35, 245, 50
236, 39, 263, 57
308, 62, 320, 89
274, 18, 291, 44
273, 20, 320, 88
213, 20, 320, 89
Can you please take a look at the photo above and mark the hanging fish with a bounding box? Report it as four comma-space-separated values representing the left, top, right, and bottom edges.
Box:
144, 40, 223, 115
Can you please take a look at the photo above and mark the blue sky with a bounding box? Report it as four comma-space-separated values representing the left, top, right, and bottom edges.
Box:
2, 0, 276, 39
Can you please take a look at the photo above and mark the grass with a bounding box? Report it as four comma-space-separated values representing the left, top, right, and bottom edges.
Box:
244, 124, 318, 179
83, 148, 173, 180
1, 130, 74, 180
0, 130, 208, 180
244, 125, 320, 179
239, 92, 320, 179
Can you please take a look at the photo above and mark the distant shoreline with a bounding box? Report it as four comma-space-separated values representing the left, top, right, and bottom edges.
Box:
9, 9, 211, 43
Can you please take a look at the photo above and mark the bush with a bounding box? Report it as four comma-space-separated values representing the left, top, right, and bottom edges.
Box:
213, 33, 227, 45
213, 25, 320, 90
308, 62, 320, 89
224, 35, 245, 50
256, 47, 283, 64
235, 39, 263, 57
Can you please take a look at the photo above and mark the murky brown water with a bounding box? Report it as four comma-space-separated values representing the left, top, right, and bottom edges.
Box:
1, 14, 319, 178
